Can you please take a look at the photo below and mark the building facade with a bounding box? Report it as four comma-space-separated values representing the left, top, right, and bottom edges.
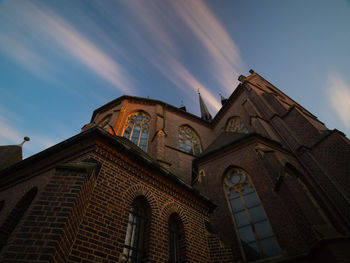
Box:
0, 70, 349, 262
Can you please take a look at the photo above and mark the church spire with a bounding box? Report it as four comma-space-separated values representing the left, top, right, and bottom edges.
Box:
198, 91, 212, 121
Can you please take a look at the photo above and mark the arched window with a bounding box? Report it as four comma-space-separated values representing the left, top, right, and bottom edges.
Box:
98, 114, 112, 130
168, 213, 185, 263
0, 187, 38, 251
178, 126, 201, 156
122, 197, 150, 262
123, 112, 150, 152
226, 117, 248, 134
223, 168, 280, 261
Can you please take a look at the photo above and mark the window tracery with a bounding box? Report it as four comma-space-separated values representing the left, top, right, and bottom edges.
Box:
226, 117, 248, 134
178, 126, 201, 156
224, 168, 280, 261
123, 111, 150, 152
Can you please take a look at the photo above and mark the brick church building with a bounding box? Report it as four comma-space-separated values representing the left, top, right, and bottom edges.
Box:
0, 70, 349, 262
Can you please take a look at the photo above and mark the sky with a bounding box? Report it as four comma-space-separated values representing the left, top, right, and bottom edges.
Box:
1, 0, 350, 158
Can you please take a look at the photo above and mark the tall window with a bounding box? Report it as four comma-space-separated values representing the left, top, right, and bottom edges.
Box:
123, 112, 150, 152
98, 114, 112, 130
122, 198, 149, 262
226, 117, 248, 134
178, 126, 201, 156
224, 168, 280, 261
168, 213, 184, 263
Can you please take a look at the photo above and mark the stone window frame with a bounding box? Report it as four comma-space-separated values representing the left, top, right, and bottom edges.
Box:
122, 111, 150, 152
223, 168, 280, 261
178, 125, 202, 156
225, 116, 249, 134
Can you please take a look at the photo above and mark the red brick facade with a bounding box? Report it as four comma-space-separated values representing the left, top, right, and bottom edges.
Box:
0, 71, 349, 262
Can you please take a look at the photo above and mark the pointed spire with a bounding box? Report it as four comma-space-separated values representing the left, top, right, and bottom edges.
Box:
179, 100, 187, 112
219, 93, 228, 106
198, 91, 212, 121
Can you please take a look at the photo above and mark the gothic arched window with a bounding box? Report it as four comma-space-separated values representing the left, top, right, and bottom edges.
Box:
226, 117, 248, 134
122, 197, 150, 262
178, 126, 201, 156
224, 168, 280, 261
98, 114, 112, 131
123, 111, 150, 152
168, 213, 184, 263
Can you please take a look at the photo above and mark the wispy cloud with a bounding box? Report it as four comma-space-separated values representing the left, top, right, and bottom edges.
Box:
0, 33, 55, 82
119, 0, 244, 113
328, 73, 350, 130
171, 0, 245, 93
0, 0, 133, 93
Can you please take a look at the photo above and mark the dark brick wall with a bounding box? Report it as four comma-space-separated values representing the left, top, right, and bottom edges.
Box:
0, 163, 97, 262
194, 139, 326, 259
66, 141, 212, 262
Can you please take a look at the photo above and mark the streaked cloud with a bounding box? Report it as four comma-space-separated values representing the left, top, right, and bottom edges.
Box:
0, 34, 55, 82
171, 0, 245, 92
120, 0, 244, 113
0, 0, 133, 93
328, 73, 350, 130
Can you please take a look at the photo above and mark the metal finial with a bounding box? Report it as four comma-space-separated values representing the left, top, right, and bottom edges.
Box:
19, 136, 30, 147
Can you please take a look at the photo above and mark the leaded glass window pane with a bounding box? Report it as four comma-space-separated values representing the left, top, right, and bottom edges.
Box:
178, 126, 202, 156
234, 210, 250, 227
243, 242, 260, 261
254, 221, 273, 239
226, 117, 249, 134
123, 112, 150, 152
224, 168, 280, 261
230, 197, 244, 212
244, 192, 259, 208
249, 206, 265, 223
260, 237, 280, 258
238, 225, 255, 242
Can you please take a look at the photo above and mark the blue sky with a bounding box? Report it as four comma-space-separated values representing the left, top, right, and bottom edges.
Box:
1, 0, 350, 158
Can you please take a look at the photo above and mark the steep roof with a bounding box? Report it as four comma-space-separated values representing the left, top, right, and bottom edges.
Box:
199, 132, 249, 158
